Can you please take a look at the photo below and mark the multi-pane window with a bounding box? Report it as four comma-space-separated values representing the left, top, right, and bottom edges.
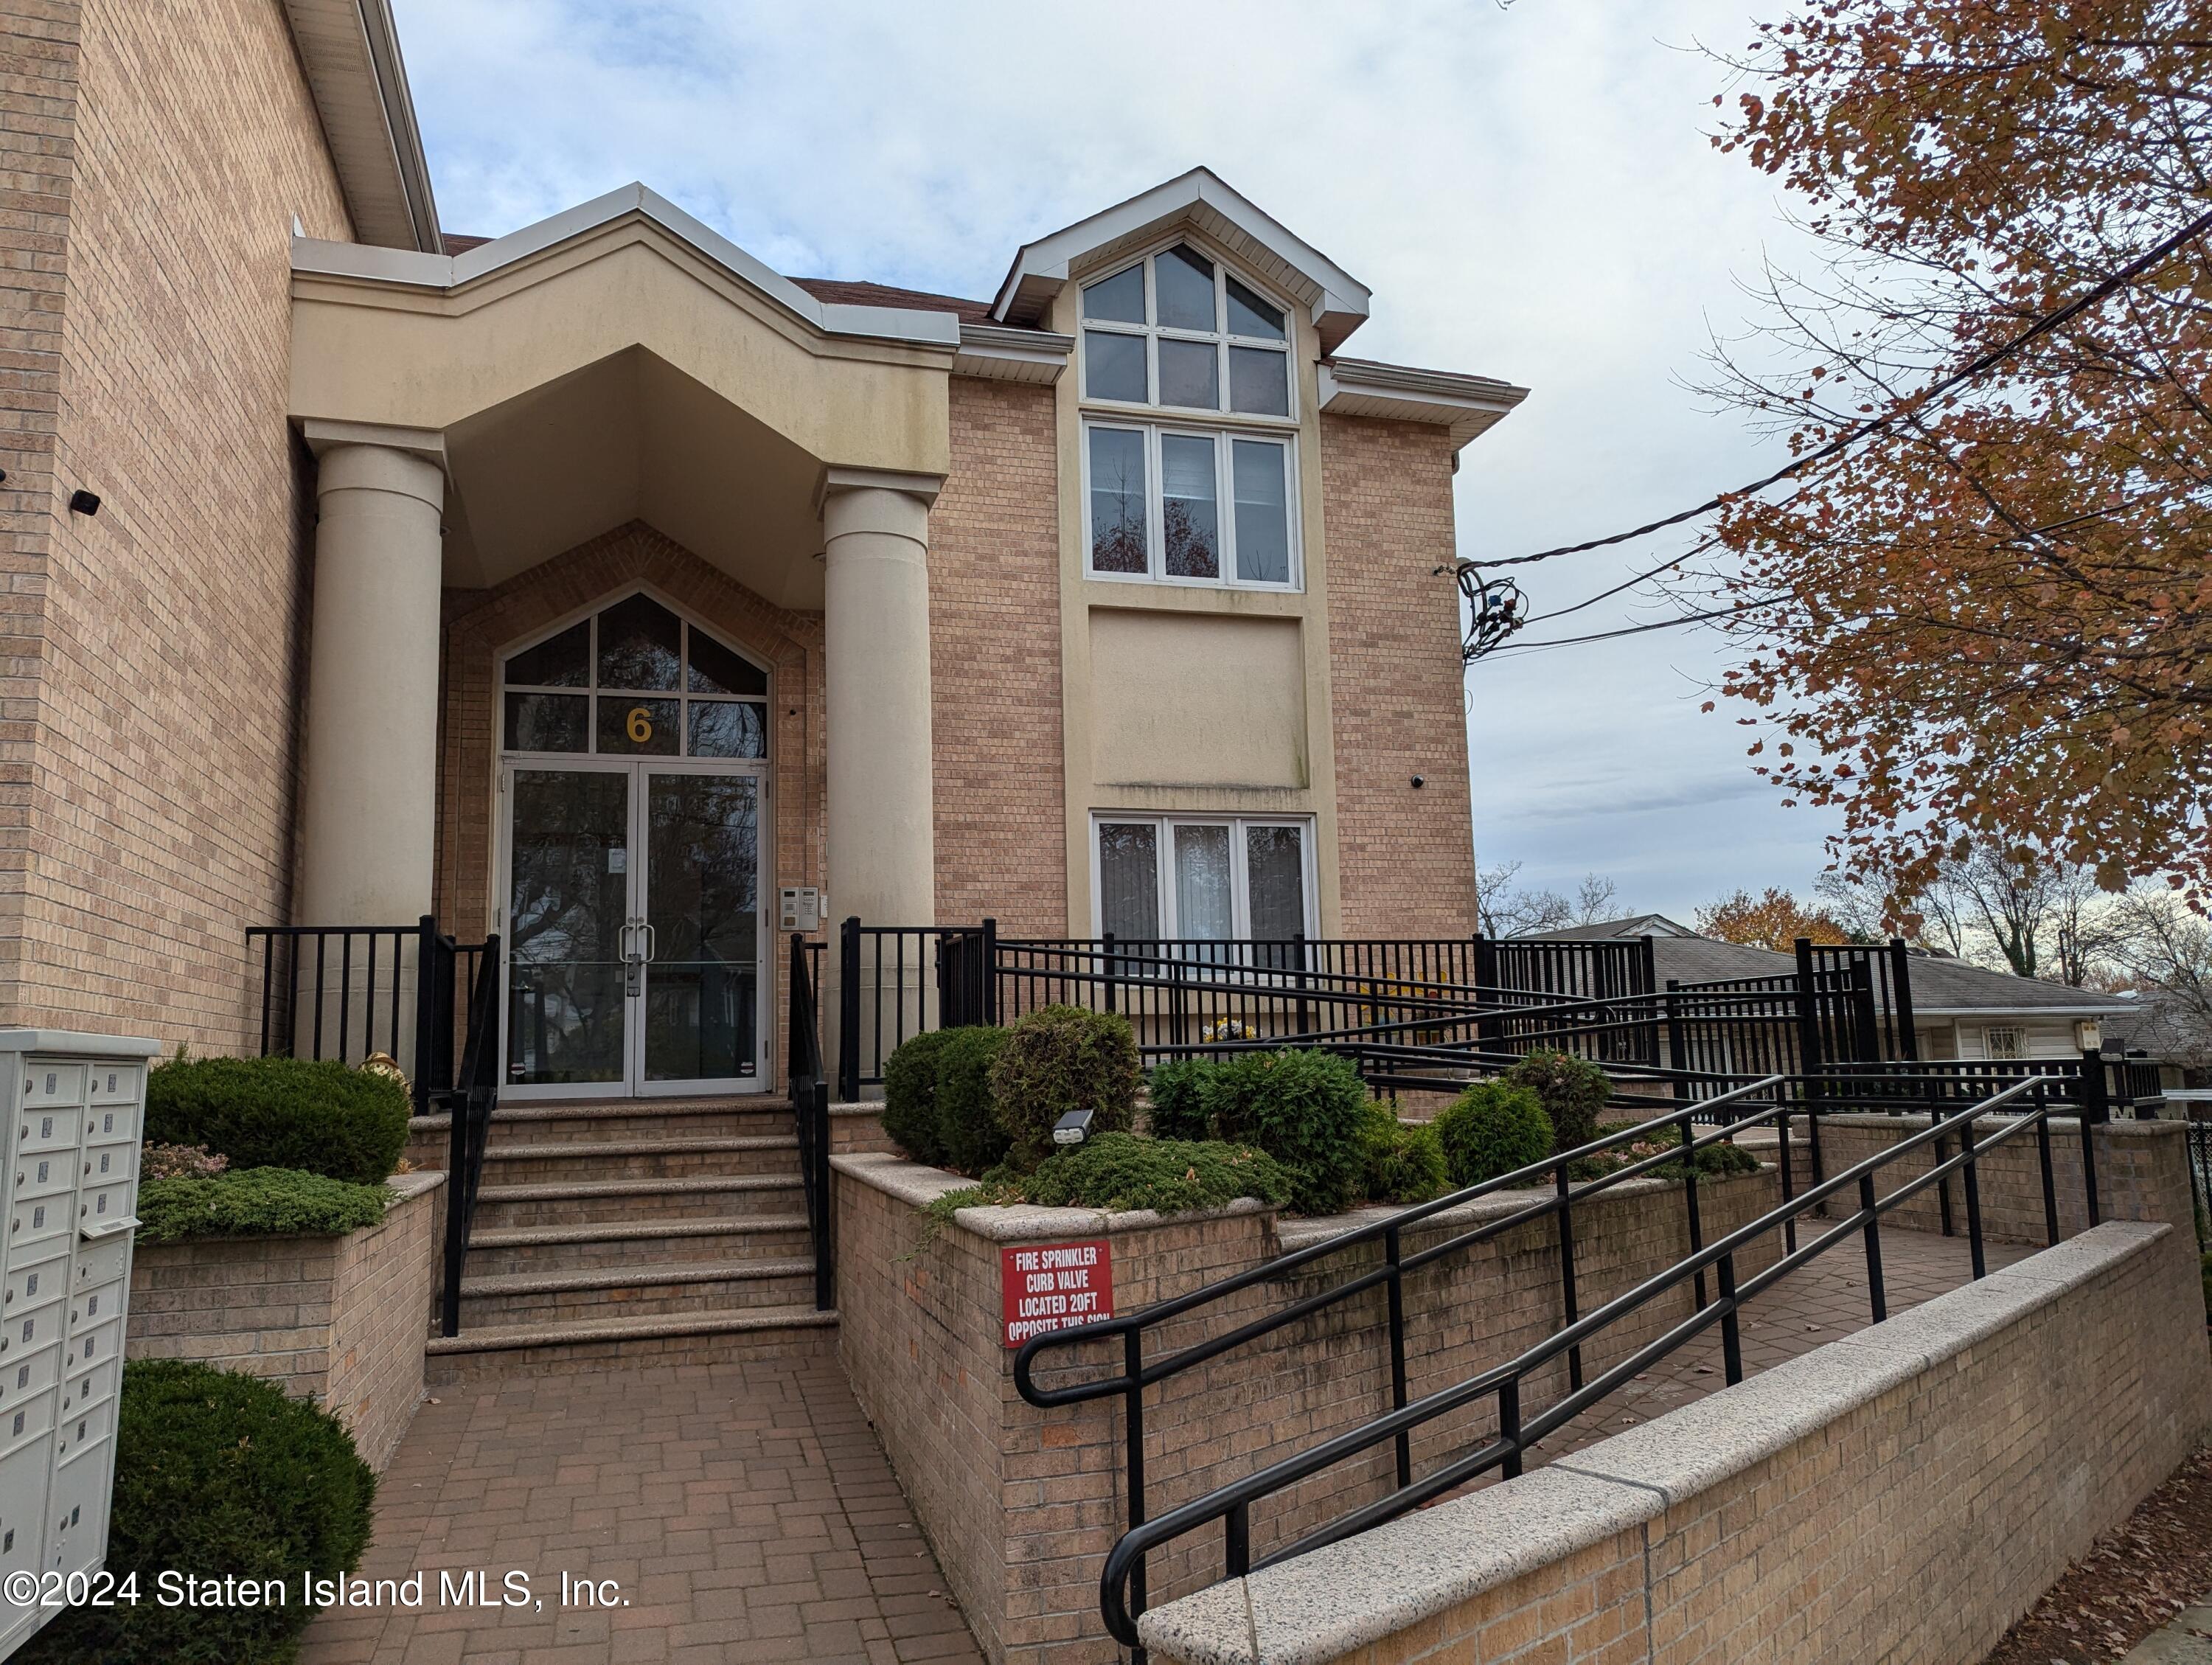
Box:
1981, 1025, 2027, 1061
1084, 424, 1295, 586
501, 594, 768, 759
1093, 816, 1312, 943
1081, 244, 1293, 417
1079, 243, 1299, 590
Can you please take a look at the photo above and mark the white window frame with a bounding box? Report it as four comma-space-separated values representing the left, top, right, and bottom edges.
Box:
1076, 241, 1298, 423
1081, 419, 1301, 591
1088, 814, 1316, 942
1981, 1025, 2027, 1061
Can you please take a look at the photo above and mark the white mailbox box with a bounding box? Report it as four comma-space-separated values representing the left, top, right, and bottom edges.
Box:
0, 1031, 157, 1658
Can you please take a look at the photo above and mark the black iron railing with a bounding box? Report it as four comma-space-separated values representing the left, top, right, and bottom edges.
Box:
790, 934, 833, 1310
1015, 1069, 2104, 1650
437, 936, 503, 1338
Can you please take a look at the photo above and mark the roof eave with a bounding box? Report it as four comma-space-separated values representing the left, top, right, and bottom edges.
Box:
1319, 358, 1530, 449
282, 0, 442, 253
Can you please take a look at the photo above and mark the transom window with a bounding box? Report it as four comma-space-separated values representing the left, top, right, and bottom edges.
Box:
501, 594, 768, 759
1080, 244, 1293, 418
1093, 816, 1312, 944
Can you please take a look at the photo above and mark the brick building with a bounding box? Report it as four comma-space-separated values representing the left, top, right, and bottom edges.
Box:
2, 1, 1524, 1102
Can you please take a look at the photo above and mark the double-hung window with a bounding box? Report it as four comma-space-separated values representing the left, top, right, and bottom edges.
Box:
1079, 243, 1299, 591
1093, 816, 1313, 949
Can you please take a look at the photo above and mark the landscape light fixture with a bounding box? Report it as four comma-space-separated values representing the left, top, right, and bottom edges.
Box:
1052, 1108, 1093, 1147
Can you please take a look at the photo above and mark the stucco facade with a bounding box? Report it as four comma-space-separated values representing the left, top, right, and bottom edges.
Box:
0, 3, 1525, 1074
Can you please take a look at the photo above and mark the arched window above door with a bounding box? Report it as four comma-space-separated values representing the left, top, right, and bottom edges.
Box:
501, 594, 768, 759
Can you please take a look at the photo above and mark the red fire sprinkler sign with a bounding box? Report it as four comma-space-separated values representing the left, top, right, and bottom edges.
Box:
1001, 1240, 1113, 1348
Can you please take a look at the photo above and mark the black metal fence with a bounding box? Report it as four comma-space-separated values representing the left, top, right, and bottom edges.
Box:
437, 937, 503, 1337
790, 934, 834, 1310
1015, 1068, 2104, 1651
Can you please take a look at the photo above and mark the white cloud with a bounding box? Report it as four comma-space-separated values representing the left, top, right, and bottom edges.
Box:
390, 0, 1843, 918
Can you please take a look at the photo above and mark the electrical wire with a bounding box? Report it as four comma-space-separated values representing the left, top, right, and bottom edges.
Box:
1467, 204, 2212, 571
1480, 597, 1788, 655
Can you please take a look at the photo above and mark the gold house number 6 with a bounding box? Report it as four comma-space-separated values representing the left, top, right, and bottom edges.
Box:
626, 706, 653, 744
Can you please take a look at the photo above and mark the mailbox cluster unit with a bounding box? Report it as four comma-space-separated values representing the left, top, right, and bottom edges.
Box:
0, 1032, 157, 1658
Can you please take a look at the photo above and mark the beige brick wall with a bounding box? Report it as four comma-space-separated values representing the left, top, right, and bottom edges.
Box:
125, 1171, 443, 1472
0, 0, 349, 1046
835, 1153, 1782, 1664
1318, 415, 1478, 939
929, 377, 1065, 935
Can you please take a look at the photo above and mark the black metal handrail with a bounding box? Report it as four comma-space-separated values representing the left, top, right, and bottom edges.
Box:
1040, 1071, 2096, 1647
790, 934, 833, 1310
1018, 1066, 2106, 1654
248, 917, 442, 1112
437, 934, 502, 1338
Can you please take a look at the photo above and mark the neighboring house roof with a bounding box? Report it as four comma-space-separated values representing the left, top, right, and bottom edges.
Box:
1510, 921, 2131, 1019
282, 0, 441, 252
2101, 989, 2212, 1063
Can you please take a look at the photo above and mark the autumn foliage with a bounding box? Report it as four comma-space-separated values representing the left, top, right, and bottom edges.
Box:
1694, 886, 1856, 951
1700, 3, 2212, 911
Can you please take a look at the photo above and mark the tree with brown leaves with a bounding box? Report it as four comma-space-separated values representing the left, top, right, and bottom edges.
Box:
1695, 886, 1858, 950
1697, 3, 2212, 914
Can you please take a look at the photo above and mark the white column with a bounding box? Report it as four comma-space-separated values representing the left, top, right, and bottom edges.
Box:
821, 472, 941, 928
296, 431, 446, 927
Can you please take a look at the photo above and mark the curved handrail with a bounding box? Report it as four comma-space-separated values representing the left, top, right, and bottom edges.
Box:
1013, 1074, 1790, 1407
1093, 1075, 2065, 1645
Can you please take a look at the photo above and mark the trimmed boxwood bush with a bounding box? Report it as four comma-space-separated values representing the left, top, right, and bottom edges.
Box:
1359, 1102, 1448, 1205
936, 1026, 1012, 1175
134, 1168, 391, 1245
1144, 1058, 1213, 1142
20, 1360, 375, 1664
145, 1057, 408, 1186
1431, 1082, 1553, 1189
1571, 1121, 1764, 1182
989, 1006, 1141, 1170
1500, 1049, 1613, 1155
1206, 1049, 1370, 1216
882, 1029, 961, 1167
928, 1133, 1288, 1219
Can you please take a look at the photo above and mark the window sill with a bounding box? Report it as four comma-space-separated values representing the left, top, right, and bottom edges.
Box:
1079, 579, 1309, 613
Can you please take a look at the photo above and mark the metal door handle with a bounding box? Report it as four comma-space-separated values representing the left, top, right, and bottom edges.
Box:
618, 921, 639, 960
641, 924, 658, 962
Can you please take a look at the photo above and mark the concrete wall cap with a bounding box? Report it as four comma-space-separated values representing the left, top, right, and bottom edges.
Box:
1137, 1464, 1658, 1665
832, 1150, 1279, 1241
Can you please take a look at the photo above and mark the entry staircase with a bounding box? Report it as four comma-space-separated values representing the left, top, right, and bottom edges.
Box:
407, 1093, 835, 1376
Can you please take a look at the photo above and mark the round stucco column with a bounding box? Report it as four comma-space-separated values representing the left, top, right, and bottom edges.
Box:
822, 479, 938, 927
296, 441, 445, 926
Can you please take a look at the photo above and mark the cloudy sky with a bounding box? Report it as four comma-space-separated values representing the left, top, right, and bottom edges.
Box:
389, 0, 1841, 922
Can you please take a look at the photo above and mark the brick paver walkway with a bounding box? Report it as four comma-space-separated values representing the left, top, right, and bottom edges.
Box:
299, 1339, 984, 1665
1537, 1220, 2036, 1462
301, 1223, 2030, 1663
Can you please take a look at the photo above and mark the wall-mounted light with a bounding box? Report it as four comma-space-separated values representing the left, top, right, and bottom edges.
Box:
67, 490, 100, 517
1410, 775, 1425, 789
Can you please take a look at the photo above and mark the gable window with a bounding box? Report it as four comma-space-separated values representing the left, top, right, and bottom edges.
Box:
1084, 423, 1297, 587
501, 594, 768, 759
1093, 816, 1312, 945
1080, 243, 1293, 417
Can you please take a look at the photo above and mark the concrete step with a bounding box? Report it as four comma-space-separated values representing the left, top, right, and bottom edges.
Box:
475, 1136, 799, 1185
466, 1173, 805, 1231
453, 1258, 818, 1327
424, 1304, 837, 1382
408, 1097, 796, 1167
462, 1214, 815, 1278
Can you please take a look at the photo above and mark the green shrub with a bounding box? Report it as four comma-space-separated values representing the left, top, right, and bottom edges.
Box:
2202, 1250, 2212, 1324
1431, 1082, 1553, 1189
936, 1026, 1012, 1175
883, 1029, 961, 1167
1570, 1122, 1764, 1183
1360, 1103, 1448, 1205
1500, 1049, 1613, 1155
21, 1360, 375, 1664
144, 1056, 408, 1185
928, 1133, 1289, 1219
135, 1168, 391, 1245
1146, 1058, 1214, 1141
1210, 1050, 1370, 1214
989, 1006, 1141, 1169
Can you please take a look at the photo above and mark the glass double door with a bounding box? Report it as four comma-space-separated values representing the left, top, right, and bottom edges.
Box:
502, 759, 764, 1096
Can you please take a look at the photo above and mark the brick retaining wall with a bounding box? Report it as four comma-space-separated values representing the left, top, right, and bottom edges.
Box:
833, 1149, 1784, 1664
125, 1169, 443, 1471
1138, 1119, 2212, 1665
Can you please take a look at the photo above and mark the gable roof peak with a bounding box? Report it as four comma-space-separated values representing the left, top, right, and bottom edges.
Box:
991, 165, 1371, 352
